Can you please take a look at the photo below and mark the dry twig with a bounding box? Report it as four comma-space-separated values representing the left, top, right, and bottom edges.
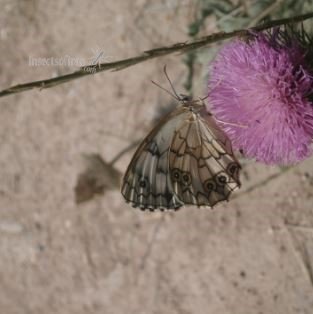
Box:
1, 12, 313, 98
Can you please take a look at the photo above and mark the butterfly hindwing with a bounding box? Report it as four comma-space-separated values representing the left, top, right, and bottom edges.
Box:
168, 108, 241, 207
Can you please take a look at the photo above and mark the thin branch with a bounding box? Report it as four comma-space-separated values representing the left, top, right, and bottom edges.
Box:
1, 12, 313, 99
247, 0, 283, 27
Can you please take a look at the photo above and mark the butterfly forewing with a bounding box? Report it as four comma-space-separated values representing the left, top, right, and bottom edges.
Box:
121, 104, 241, 210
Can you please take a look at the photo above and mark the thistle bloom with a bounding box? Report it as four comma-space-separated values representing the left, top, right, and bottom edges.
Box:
208, 28, 313, 165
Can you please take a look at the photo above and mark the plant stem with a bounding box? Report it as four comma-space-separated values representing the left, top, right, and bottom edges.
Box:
1, 12, 313, 99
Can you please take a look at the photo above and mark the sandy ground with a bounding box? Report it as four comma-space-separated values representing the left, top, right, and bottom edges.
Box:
0, 1, 313, 314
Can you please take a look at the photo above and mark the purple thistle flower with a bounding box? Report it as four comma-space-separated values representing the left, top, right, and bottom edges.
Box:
208, 28, 313, 165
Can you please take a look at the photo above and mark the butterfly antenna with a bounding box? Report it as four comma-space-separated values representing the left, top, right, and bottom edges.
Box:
163, 65, 181, 100
199, 94, 209, 106
199, 78, 223, 103
151, 80, 179, 100
200, 94, 209, 102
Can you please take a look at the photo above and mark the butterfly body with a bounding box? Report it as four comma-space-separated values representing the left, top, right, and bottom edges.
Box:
121, 100, 241, 211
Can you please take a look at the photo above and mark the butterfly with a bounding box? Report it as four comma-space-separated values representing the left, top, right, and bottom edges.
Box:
121, 71, 241, 211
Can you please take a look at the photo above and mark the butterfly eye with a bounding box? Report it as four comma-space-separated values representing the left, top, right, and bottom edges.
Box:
171, 168, 181, 182
181, 172, 191, 186
180, 94, 192, 102
215, 174, 228, 185
227, 162, 240, 176
204, 179, 216, 193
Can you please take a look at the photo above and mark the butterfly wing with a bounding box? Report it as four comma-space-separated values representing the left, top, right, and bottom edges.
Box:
121, 107, 187, 210
122, 105, 241, 210
169, 107, 241, 207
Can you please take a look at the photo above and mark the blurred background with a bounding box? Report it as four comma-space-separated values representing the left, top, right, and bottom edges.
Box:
0, 1, 313, 313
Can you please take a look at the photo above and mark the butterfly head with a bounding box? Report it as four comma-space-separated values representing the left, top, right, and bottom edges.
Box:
179, 95, 203, 114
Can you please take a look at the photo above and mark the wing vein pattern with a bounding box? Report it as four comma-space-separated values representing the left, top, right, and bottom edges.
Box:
121, 105, 241, 210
